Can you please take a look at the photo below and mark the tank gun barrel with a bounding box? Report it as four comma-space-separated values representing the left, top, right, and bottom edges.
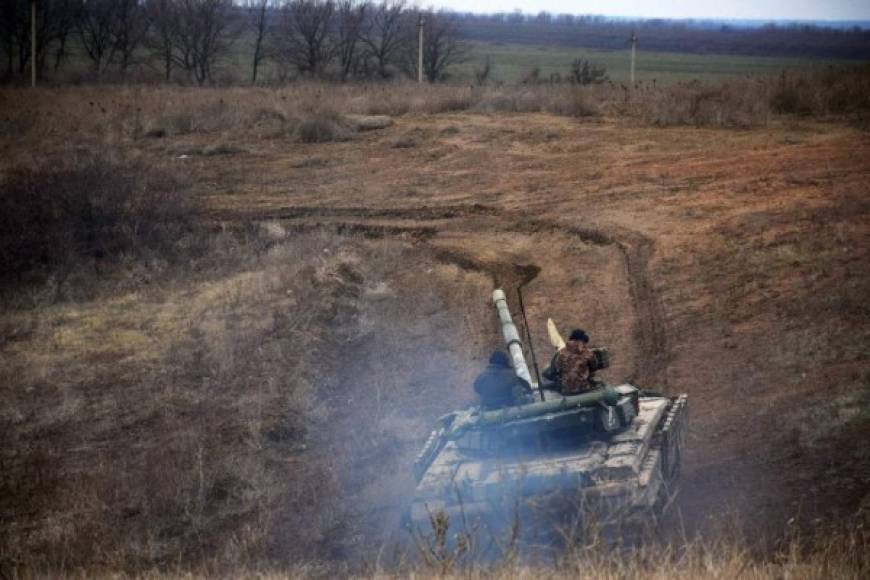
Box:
492, 289, 533, 386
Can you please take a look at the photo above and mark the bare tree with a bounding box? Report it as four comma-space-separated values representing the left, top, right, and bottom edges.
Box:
0, 2, 16, 76
360, 0, 405, 79
77, 0, 119, 75
402, 9, 466, 83
144, 0, 237, 84
274, 0, 336, 79
0, 1, 31, 76
111, 0, 151, 74
335, 0, 366, 81
145, 0, 179, 81
248, 0, 271, 84
569, 57, 608, 85
174, 0, 238, 84
1, 0, 75, 78
50, 0, 77, 71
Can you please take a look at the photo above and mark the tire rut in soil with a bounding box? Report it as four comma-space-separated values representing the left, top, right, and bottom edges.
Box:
514, 219, 670, 391
210, 203, 497, 223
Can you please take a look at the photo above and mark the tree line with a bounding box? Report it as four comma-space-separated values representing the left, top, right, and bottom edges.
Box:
454, 11, 870, 60
0, 0, 466, 84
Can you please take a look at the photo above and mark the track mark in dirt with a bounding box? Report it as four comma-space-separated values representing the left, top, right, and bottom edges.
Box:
211, 203, 498, 223
609, 228, 669, 390
433, 247, 541, 291
282, 221, 438, 242
515, 219, 670, 391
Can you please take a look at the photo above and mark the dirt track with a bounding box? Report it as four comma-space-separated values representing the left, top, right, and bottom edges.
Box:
165, 112, 870, 539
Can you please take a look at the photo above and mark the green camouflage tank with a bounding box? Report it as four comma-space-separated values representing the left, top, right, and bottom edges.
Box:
408, 289, 688, 537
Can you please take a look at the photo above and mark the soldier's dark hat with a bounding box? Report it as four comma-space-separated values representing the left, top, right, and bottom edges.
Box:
569, 329, 589, 343
489, 351, 511, 367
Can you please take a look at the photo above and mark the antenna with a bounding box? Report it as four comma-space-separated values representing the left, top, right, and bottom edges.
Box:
517, 286, 545, 401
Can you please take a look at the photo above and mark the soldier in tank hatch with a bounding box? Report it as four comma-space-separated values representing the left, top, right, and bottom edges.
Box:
473, 351, 534, 409
543, 329, 604, 395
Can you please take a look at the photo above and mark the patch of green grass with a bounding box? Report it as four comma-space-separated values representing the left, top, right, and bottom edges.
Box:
460, 42, 852, 84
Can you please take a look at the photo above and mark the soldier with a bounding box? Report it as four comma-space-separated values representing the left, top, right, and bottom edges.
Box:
473, 351, 533, 409
543, 329, 601, 395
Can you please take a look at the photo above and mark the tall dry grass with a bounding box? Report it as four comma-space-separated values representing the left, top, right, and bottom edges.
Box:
3, 65, 868, 155
0, 173, 493, 576
7, 527, 867, 579
0, 164, 196, 292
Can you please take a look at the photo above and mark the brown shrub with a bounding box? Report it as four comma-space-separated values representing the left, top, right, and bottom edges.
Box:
635, 80, 770, 127
0, 164, 197, 287
770, 65, 870, 117
296, 109, 350, 143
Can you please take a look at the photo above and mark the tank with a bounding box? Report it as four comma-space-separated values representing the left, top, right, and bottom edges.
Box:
408, 289, 688, 539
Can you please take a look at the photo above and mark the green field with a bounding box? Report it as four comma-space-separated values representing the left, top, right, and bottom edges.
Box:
459, 42, 852, 84
44, 34, 857, 86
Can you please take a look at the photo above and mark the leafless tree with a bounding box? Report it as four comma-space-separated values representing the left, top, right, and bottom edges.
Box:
51, 0, 76, 71
0, 3, 14, 76
569, 58, 608, 85
145, 0, 179, 81
144, 0, 237, 84
360, 0, 405, 79
78, 0, 149, 76
111, 0, 151, 74
335, 0, 366, 81
1, 0, 76, 78
76, 0, 120, 75
401, 9, 466, 83
168, 0, 238, 84
273, 0, 336, 78
248, 0, 271, 84
0, 1, 30, 76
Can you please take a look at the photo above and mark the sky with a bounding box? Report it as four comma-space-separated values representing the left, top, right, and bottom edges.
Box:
428, 1, 870, 22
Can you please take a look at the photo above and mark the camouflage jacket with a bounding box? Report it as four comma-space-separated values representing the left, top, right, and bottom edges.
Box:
543, 340, 598, 395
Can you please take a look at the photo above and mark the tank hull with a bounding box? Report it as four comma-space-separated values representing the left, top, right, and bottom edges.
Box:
409, 392, 688, 534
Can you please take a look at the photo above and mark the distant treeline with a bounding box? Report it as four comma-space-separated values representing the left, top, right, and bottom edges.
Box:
3, 1, 869, 86
453, 13, 870, 60
0, 0, 464, 85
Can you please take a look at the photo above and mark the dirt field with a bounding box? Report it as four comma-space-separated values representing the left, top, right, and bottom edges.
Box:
1, 86, 869, 573
200, 110, 870, 533
167, 109, 870, 532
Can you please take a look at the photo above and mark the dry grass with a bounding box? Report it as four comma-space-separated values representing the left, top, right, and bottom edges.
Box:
3, 66, 868, 157
2, 72, 869, 577
0, 164, 197, 296
0, 201, 492, 575
8, 528, 868, 579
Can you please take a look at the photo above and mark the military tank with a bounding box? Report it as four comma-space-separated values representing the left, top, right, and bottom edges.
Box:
408, 289, 688, 539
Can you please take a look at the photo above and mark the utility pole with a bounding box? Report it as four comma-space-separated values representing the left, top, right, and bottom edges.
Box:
630, 31, 637, 86
417, 14, 424, 84
31, 0, 37, 87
